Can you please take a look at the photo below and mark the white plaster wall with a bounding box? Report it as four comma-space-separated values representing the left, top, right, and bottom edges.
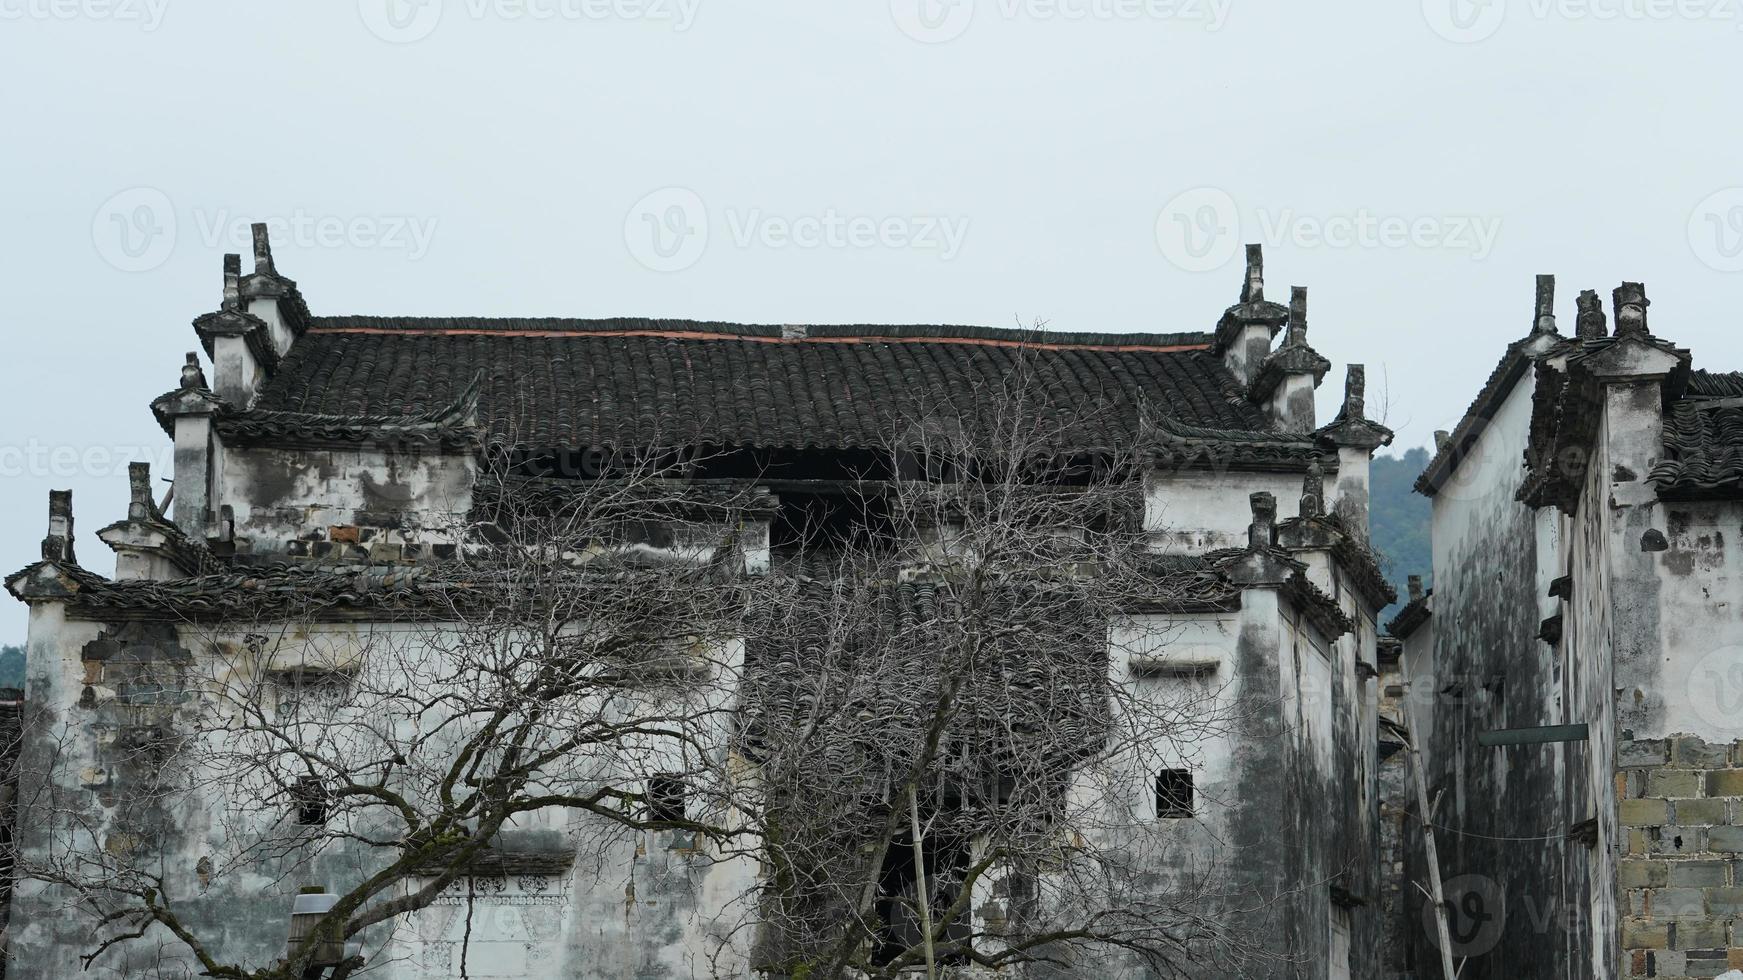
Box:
1107, 612, 1244, 825
1429, 372, 1537, 599
218, 445, 477, 550
1647, 500, 1743, 743
8, 615, 759, 980
1144, 468, 1310, 554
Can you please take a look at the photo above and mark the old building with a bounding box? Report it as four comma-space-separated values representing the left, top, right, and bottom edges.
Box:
6, 231, 1395, 978
1393, 277, 1743, 979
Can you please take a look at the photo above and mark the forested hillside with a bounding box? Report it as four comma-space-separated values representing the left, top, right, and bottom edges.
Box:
1370, 446, 1432, 626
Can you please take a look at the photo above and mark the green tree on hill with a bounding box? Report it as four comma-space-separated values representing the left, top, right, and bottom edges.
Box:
1369, 447, 1432, 626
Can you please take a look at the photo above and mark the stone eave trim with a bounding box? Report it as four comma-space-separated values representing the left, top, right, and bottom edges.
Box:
1518, 339, 1691, 514
1385, 591, 1431, 639
214, 419, 485, 454
1316, 416, 1395, 452
1246, 344, 1332, 405
1282, 572, 1355, 640
150, 385, 228, 437
239, 271, 312, 337
212, 375, 485, 453
6, 559, 104, 604
96, 517, 223, 577
1212, 300, 1288, 353
1147, 417, 1334, 474
1274, 511, 1394, 611
194, 309, 281, 376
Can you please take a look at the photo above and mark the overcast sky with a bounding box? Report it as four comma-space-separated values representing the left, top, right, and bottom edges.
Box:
3, 0, 1742, 639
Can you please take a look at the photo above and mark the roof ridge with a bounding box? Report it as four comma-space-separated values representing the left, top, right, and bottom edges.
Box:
308, 315, 1212, 351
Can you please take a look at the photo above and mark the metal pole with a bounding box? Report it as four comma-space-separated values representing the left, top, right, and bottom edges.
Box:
1405, 734, 1458, 980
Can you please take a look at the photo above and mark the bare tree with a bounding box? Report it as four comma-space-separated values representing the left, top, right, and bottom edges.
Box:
731, 369, 1254, 979
16, 457, 760, 979
14, 358, 1272, 979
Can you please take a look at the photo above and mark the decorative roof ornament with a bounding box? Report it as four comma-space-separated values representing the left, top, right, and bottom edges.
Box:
1214, 244, 1289, 356
1247, 491, 1276, 553
1343, 363, 1366, 418
180, 352, 209, 391
237, 222, 312, 336
1575, 289, 1607, 340
251, 222, 276, 277
1241, 243, 1266, 304
1299, 460, 1325, 519
96, 461, 219, 580
42, 490, 74, 565
6, 489, 106, 603
1532, 274, 1558, 336
1246, 286, 1332, 406
222, 253, 242, 312
150, 352, 226, 432
1316, 364, 1394, 450
1613, 282, 1650, 337
127, 462, 155, 523
1221, 490, 1298, 589
1285, 286, 1309, 348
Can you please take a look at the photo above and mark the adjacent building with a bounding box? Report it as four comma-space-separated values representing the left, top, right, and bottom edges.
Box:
1394, 276, 1743, 979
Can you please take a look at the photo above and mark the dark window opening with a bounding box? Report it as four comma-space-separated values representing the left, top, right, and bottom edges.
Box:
873, 832, 971, 967
1156, 769, 1194, 818
293, 776, 329, 826
648, 775, 686, 824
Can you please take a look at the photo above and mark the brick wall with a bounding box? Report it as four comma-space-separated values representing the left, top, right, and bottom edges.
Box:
1619, 734, 1743, 978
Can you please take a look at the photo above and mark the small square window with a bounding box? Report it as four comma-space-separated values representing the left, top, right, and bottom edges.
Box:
1156, 769, 1193, 819
293, 776, 329, 826
648, 775, 686, 824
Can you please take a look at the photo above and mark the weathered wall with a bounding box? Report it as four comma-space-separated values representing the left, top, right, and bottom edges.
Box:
217, 444, 476, 561
1145, 469, 1313, 554
1101, 609, 1284, 977
1106, 579, 1378, 980
1611, 492, 1743, 979
1423, 372, 1599, 979
6, 614, 758, 980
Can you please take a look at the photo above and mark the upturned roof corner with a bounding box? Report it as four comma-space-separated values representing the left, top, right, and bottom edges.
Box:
1214, 244, 1289, 353
1317, 364, 1394, 451
150, 352, 227, 434
1247, 286, 1332, 404
95, 462, 220, 578
7, 490, 107, 604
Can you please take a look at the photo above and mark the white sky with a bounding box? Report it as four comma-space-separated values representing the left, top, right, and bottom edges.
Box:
3, 0, 1742, 640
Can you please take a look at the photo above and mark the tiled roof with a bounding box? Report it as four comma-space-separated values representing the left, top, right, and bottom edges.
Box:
241, 317, 1277, 454
212, 377, 485, 450
1144, 548, 1354, 638
1386, 589, 1431, 639
1651, 370, 1743, 497
1150, 416, 1327, 473
60, 563, 440, 621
